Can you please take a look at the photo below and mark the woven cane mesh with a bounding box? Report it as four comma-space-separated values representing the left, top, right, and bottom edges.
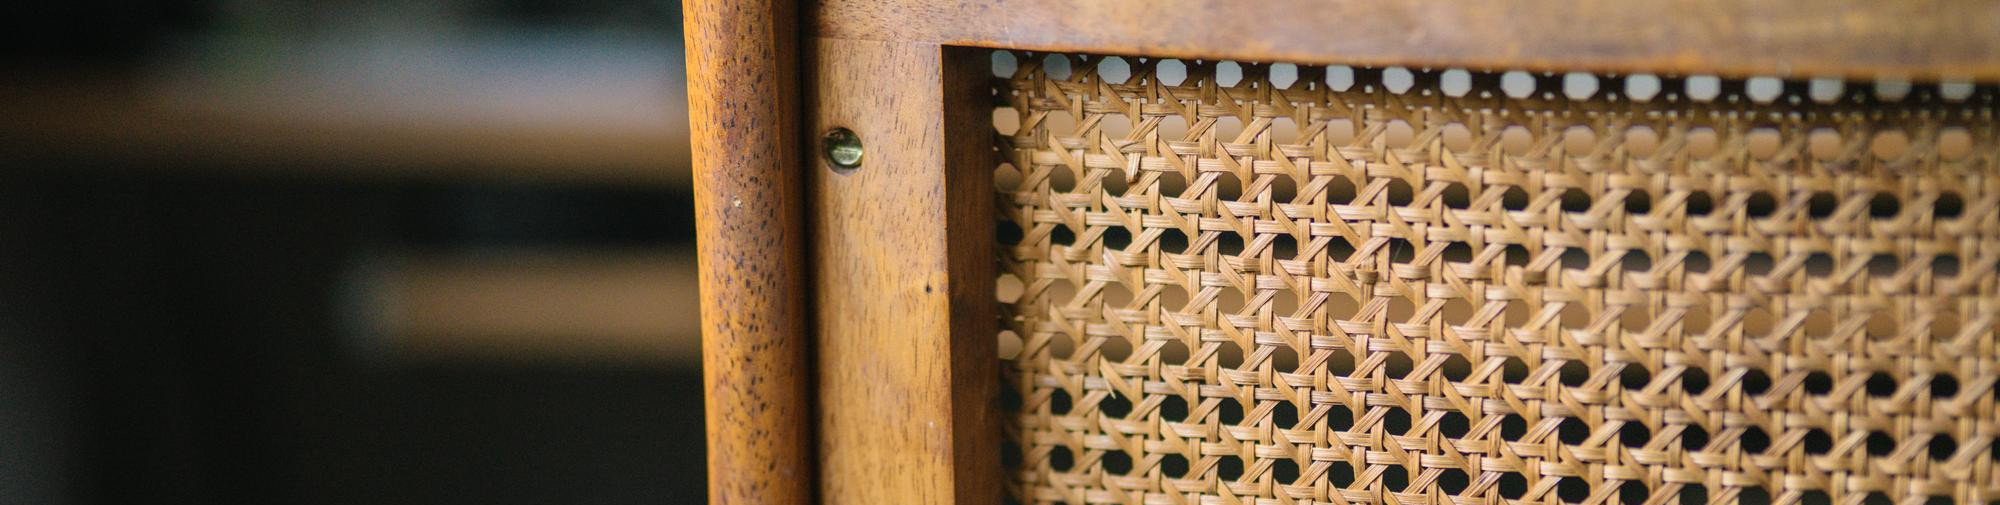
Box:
992, 52, 2000, 505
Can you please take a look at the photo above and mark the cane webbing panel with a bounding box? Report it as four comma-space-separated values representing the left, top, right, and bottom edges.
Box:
992, 53, 2000, 505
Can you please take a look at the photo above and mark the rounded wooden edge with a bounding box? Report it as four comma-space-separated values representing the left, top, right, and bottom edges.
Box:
683, 0, 815, 504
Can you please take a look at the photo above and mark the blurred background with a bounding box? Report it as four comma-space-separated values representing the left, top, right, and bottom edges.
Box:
0, 0, 703, 503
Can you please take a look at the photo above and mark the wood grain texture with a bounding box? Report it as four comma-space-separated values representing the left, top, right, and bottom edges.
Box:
807, 39, 1001, 505
815, 0, 2000, 79
683, 1, 815, 504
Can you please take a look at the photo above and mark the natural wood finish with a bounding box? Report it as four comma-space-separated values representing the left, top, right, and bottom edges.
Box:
817, 0, 2000, 79
684, 1, 815, 504
807, 39, 1001, 505
941, 46, 1007, 505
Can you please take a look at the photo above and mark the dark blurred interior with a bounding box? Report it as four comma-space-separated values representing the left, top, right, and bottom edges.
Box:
1, 1, 703, 504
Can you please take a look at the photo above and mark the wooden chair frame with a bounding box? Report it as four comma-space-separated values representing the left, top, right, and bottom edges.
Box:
684, 1, 2000, 504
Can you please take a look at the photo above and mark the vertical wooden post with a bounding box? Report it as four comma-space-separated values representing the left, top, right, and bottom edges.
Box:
682, 1, 813, 505
805, 40, 1000, 505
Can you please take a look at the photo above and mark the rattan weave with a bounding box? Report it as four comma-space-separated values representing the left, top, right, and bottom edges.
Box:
992, 53, 2000, 505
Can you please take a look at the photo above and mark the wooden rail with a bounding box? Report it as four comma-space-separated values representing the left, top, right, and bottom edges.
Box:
817, 0, 2000, 79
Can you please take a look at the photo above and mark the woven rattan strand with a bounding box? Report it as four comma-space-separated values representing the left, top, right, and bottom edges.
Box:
993, 53, 2000, 505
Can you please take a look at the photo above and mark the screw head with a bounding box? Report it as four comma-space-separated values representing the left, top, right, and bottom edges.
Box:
821, 127, 863, 171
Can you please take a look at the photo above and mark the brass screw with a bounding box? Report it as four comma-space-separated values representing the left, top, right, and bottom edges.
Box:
821, 128, 863, 172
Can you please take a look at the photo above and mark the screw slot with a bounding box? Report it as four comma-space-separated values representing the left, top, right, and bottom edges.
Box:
821, 127, 863, 171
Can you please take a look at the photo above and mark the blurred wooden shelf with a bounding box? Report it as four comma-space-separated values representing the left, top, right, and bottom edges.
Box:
358, 249, 702, 366
0, 33, 690, 186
